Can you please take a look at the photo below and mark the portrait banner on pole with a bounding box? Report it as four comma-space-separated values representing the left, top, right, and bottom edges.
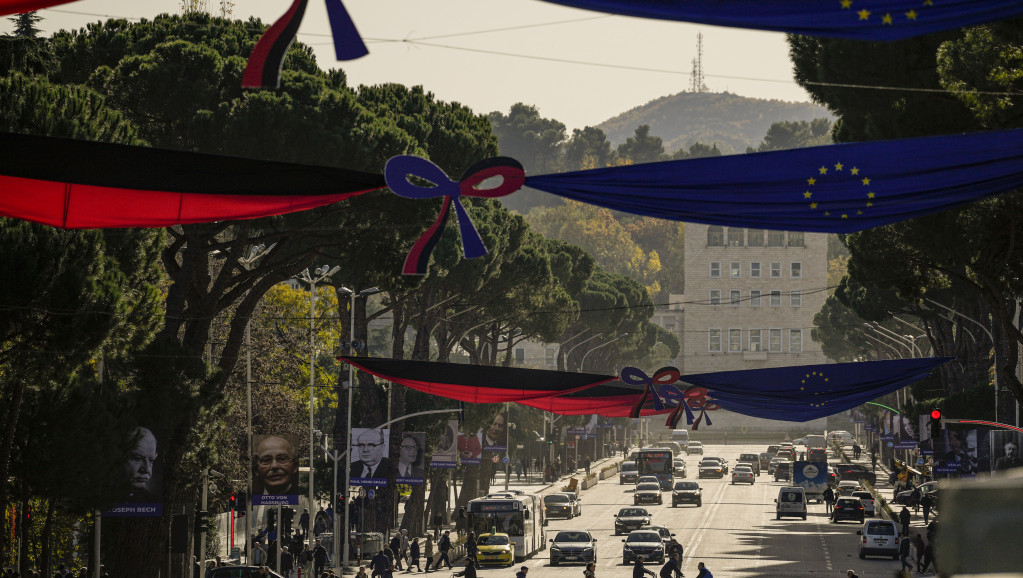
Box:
251, 434, 301, 506
351, 427, 391, 486
105, 426, 163, 517
430, 420, 458, 469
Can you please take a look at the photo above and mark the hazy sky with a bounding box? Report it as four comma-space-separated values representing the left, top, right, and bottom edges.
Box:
4, 0, 813, 130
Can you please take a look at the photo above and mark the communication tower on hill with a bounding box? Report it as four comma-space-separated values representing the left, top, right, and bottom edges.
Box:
689, 32, 708, 93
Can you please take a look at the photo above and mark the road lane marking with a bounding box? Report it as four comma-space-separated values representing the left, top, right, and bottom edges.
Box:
814, 516, 833, 571
679, 479, 729, 573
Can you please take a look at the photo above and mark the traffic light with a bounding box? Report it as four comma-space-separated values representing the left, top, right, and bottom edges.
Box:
229, 493, 237, 514
267, 508, 277, 531
282, 507, 294, 537
546, 439, 554, 445
929, 408, 943, 441
25, 505, 31, 523
194, 511, 215, 535
236, 492, 247, 517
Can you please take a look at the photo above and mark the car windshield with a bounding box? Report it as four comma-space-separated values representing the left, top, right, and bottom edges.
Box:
689, 442, 702, 447
837, 498, 860, 506
479, 535, 509, 546
627, 532, 660, 543
699, 459, 718, 465
622, 462, 638, 472
554, 531, 591, 542
674, 482, 699, 490
619, 508, 647, 516
852, 492, 873, 500
867, 523, 895, 535
545, 495, 568, 503
735, 465, 753, 471
637, 483, 660, 491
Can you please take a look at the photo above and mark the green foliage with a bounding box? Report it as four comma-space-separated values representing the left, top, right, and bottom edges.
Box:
7, 11, 42, 38
755, 118, 832, 151
614, 124, 666, 164
563, 125, 613, 170
598, 91, 831, 154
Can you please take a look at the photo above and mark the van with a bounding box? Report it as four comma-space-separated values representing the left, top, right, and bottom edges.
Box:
619, 461, 639, 485
775, 486, 807, 520
857, 520, 900, 559
671, 429, 690, 451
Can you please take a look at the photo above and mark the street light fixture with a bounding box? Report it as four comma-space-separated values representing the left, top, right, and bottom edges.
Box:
341, 286, 380, 572
579, 333, 629, 372
297, 265, 341, 543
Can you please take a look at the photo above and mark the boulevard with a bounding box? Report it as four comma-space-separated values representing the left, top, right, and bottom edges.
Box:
501, 443, 902, 578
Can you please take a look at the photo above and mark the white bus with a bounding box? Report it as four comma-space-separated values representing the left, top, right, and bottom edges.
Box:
671, 429, 690, 451
466, 493, 543, 561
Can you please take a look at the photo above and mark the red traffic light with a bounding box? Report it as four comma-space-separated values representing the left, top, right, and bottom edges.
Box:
930, 409, 942, 420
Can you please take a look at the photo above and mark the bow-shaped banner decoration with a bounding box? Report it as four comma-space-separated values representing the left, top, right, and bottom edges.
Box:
620, 366, 681, 419
243, 0, 367, 89
661, 384, 720, 430
385, 155, 526, 275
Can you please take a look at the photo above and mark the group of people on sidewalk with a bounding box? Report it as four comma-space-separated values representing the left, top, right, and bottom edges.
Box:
899, 507, 939, 574
367, 529, 456, 577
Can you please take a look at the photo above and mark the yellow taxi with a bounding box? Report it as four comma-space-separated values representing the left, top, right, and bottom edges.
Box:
475, 532, 516, 567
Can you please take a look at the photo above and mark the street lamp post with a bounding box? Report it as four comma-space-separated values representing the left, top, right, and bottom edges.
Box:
341, 286, 380, 573
237, 243, 274, 563
578, 333, 629, 372
297, 265, 340, 544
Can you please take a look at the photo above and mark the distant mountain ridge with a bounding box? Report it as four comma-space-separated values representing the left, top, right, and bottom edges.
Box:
597, 91, 832, 155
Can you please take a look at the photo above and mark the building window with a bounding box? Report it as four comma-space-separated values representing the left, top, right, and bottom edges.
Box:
748, 229, 765, 247
545, 347, 556, 367
730, 290, 741, 305
771, 262, 782, 278
789, 231, 805, 247
727, 227, 744, 247
749, 329, 763, 352
789, 329, 803, 352
730, 262, 741, 278
770, 290, 781, 307
750, 290, 761, 306
790, 262, 802, 278
768, 230, 786, 247
750, 262, 761, 278
710, 290, 721, 305
514, 348, 525, 364
769, 329, 782, 352
790, 291, 802, 307
729, 328, 742, 352
708, 226, 724, 246
708, 329, 722, 352
709, 262, 721, 278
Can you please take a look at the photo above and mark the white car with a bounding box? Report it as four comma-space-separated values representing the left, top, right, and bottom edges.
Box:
731, 466, 755, 485
837, 480, 862, 496
687, 441, 704, 455
851, 490, 876, 517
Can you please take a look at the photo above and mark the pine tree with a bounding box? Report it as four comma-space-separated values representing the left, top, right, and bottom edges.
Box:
7, 11, 41, 38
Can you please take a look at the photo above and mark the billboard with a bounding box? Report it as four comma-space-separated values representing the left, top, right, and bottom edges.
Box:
430, 420, 458, 469
251, 434, 302, 506
106, 426, 163, 517
990, 430, 1023, 471
396, 432, 427, 485
351, 428, 392, 486
458, 411, 508, 463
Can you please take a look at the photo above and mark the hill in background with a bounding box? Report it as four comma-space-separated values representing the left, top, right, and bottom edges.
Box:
598, 91, 831, 155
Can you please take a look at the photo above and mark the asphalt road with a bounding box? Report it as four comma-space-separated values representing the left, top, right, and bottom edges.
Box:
499, 443, 904, 578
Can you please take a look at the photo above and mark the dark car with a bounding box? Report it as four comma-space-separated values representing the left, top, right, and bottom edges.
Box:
671, 481, 702, 507
621, 530, 665, 564
634, 482, 663, 505
614, 507, 651, 535
549, 530, 597, 566
835, 464, 877, 486
831, 496, 865, 523
544, 493, 575, 519
774, 461, 792, 481
808, 447, 828, 462
698, 458, 726, 478
620, 461, 639, 485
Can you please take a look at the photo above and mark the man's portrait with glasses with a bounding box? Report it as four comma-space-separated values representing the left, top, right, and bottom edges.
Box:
351, 428, 395, 484
252, 434, 300, 497
397, 432, 427, 483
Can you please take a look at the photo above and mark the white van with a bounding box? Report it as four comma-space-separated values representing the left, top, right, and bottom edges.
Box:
671, 429, 690, 452
775, 486, 807, 520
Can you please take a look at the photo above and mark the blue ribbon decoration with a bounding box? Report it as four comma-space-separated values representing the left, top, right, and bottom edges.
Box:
621, 366, 681, 417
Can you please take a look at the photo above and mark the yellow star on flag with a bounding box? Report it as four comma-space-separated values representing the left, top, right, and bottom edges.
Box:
858, 9, 870, 20
810, 202, 818, 209
819, 166, 828, 175
923, 0, 933, 5
868, 192, 876, 199
834, 162, 844, 171
804, 191, 813, 199
840, 0, 853, 8
862, 177, 871, 186
906, 10, 918, 20
807, 177, 817, 185
882, 13, 893, 25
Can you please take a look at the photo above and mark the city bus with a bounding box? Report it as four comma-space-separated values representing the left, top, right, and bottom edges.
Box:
466, 494, 543, 561
635, 448, 674, 490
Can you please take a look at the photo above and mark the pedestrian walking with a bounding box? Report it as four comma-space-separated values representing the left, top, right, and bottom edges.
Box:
667, 537, 683, 561
437, 530, 453, 569
423, 536, 434, 573
899, 506, 912, 537
356, 566, 369, 578
280, 546, 294, 577
913, 534, 926, 572
466, 531, 478, 567
695, 562, 713, 578
313, 539, 330, 577
823, 486, 835, 514
516, 566, 529, 578
899, 532, 913, 572
583, 562, 596, 578
920, 493, 934, 525
400, 529, 411, 570
371, 550, 389, 578
408, 538, 421, 572
390, 535, 403, 571
633, 557, 656, 578
919, 538, 936, 574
